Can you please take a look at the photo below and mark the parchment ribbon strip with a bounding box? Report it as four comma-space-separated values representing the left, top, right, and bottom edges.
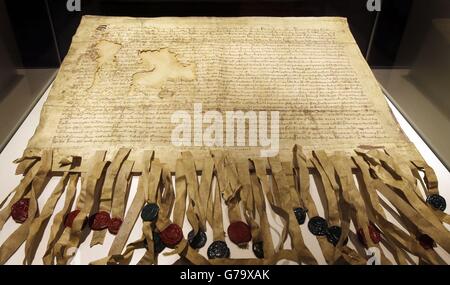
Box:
211, 163, 225, 242
56, 151, 107, 264
411, 160, 439, 196
253, 158, 290, 247
182, 152, 202, 234
332, 154, 373, 247
268, 156, 317, 265
140, 157, 160, 263
24, 172, 70, 264
146, 159, 162, 204
91, 148, 131, 246
249, 166, 275, 258
108, 150, 153, 256
353, 156, 443, 264
146, 170, 172, 263
0, 149, 53, 265
0, 160, 42, 230
43, 173, 79, 264
236, 161, 259, 242
292, 146, 336, 264
14, 157, 39, 176
150, 166, 177, 260
213, 152, 242, 224
111, 160, 134, 219
174, 159, 187, 227
362, 150, 450, 243
311, 156, 340, 225
198, 157, 214, 232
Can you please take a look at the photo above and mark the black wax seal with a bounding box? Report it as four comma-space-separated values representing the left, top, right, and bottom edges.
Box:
144, 231, 166, 254
293, 207, 308, 225
252, 241, 264, 259
207, 240, 230, 259
326, 225, 346, 246
308, 216, 328, 236
153, 231, 166, 254
188, 230, 207, 249
426, 194, 446, 211
417, 234, 435, 250
141, 203, 159, 221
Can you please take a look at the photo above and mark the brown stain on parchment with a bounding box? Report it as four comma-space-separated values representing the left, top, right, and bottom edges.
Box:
87, 40, 122, 90
132, 48, 196, 96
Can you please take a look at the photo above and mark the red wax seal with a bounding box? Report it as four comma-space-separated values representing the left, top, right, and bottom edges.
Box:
418, 234, 435, 250
108, 217, 123, 235
11, 198, 30, 223
160, 223, 183, 247
227, 221, 252, 245
368, 223, 381, 244
357, 223, 381, 247
89, 211, 111, 231
64, 209, 81, 228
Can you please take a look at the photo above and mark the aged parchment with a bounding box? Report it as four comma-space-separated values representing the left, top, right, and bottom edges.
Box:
24, 16, 420, 172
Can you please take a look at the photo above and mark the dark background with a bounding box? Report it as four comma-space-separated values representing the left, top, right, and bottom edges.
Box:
1, 0, 420, 69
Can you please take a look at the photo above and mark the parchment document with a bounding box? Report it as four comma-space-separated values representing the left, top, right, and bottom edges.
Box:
25, 16, 420, 171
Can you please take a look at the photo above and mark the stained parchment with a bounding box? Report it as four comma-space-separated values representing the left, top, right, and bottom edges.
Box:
24, 16, 420, 171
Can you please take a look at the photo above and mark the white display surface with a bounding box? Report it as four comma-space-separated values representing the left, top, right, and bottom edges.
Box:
0, 82, 449, 265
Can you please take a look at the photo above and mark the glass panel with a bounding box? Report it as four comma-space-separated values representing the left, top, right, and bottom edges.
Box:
371, 0, 450, 169
0, 0, 58, 151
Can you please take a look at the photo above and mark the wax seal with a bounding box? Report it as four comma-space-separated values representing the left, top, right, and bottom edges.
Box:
227, 221, 252, 245
426, 194, 446, 211
326, 225, 346, 246
141, 203, 159, 222
308, 216, 328, 236
417, 234, 435, 250
153, 231, 166, 253
89, 211, 111, 231
357, 222, 381, 247
64, 209, 88, 229
207, 240, 230, 259
11, 198, 30, 223
144, 231, 166, 254
293, 207, 308, 225
108, 217, 123, 235
160, 223, 183, 247
252, 241, 264, 259
188, 230, 207, 249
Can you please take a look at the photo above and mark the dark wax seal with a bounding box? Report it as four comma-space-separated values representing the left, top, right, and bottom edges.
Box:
143, 231, 166, 254
160, 223, 183, 247
11, 198, 30, 223
357, 222, 381, 247
188, 230, 207, 249
89, 211, 111, 231
227, 221, 252, 245
293, 207, 308, 225
308, 216, 328, 236
426, 194, 446, 211
417, 234, 435, 250
108, 217, 123, 235
153, 231, 166, 253
144, 231, 166, 254
326, 226, 345, 246
64, 209, 80, 228
207, 240, 230, 259
252, 241, 264, 259
141, 203, 159, 222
